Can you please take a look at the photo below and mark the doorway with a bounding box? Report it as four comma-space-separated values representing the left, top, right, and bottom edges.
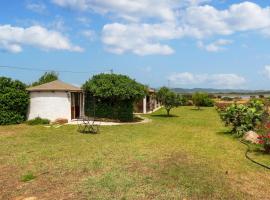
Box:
71, 92, 82, 119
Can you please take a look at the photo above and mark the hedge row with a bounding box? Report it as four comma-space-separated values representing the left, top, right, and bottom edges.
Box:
85, 95, 134, 122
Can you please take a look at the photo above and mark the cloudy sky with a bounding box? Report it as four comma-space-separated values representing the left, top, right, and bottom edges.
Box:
1, 0, 270, 89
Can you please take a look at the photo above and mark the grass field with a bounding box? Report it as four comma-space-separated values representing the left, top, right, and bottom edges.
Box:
1, 107, 270, 200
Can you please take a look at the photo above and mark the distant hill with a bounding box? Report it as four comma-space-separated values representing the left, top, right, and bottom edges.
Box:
171, 88, 270, 94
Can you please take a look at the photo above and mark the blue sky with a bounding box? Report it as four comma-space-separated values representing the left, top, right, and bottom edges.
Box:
1, 0, 270, 89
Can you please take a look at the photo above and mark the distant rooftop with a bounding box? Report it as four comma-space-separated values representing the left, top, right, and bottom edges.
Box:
27, 80, 82, 92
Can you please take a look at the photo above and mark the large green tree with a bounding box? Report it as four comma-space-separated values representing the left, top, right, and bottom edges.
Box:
0, 77, 29, 125
83, 73, 147, 121
157, 87, 183, 116
32, 71, 58, 86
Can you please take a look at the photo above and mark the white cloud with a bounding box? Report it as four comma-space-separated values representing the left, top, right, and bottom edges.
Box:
262, 65, 270, 79
181, 2, 270, 38
52, 1, 270, 55
197, 39, 232, 52
102, 23, 178, 55
52, 0, 209, 22
26, 2, 47, 14
81, 29, 96, 41
49, 16, 66, 31
0, 24, 83, 53
76, 17, 91, 26
169, 72, 246, 88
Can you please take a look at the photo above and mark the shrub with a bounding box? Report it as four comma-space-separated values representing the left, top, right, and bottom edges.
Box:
257, 119, 270, 154
215, 102, 233, 112
27, 117, 50, 125
0, 77, 29, 125
83, 73, 146, 122
221, 96, 234, 101
192, 92, 214, 109
258, 133, 270, 154
219, 102, 265, 136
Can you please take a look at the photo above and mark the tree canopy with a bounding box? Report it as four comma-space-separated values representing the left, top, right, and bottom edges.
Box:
32, 71, 58, 86
83, 73, 147, 121
83, 73, 147, 101
0, 77, 29, 125
157, 87, 183, 116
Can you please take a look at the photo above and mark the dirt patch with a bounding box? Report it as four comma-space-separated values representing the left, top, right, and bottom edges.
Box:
0, 131, 17, 136
0, 164, 87, 200
0, 125, 28, 136
227, 170, 270, 200
123, 152, 244, 199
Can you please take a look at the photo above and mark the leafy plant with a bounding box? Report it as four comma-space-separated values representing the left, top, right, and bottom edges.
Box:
0, 77, 29, 125
27, 117, 50, 125
219, 101, 265, 136
257, 119, 270, 154
258, 133, 270, 153
156, 87, 183, 116
192, 92, 214, 109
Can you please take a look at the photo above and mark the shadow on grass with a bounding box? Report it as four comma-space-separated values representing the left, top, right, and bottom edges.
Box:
151, 114, 179, 118
251, 148, 267, 155
216, 130, 233, 135
190, 108, 204, 111
216, 130, 245, 140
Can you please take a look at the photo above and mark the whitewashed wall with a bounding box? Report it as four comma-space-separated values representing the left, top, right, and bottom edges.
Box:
27, 91, 71, 122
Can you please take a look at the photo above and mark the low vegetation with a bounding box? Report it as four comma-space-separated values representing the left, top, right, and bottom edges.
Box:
1, 107, 270, 199
217, 98, 270, 154
192, 92, 214, 109
26, 117, 50, 125
20, 171, 36, 182
218, 99, 265, 137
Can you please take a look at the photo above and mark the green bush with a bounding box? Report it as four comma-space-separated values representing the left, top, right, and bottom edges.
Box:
0, 77, 29, 125
27, 117, 50, 125
192, 92, 214, 109
221, 96, 234, 101
83, 73, 146, 122
219, 101, 265, 136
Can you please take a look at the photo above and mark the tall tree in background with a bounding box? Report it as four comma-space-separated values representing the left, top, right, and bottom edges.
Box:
157, 87, 183, 116
32, 71, 58, 86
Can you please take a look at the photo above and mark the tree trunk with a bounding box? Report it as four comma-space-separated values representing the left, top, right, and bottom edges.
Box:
166, 109, 170, 116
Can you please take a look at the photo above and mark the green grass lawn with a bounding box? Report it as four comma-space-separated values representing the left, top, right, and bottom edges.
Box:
1, 107, 270, 199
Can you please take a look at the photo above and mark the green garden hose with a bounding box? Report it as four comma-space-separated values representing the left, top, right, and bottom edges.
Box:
240, 139, 270, 170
